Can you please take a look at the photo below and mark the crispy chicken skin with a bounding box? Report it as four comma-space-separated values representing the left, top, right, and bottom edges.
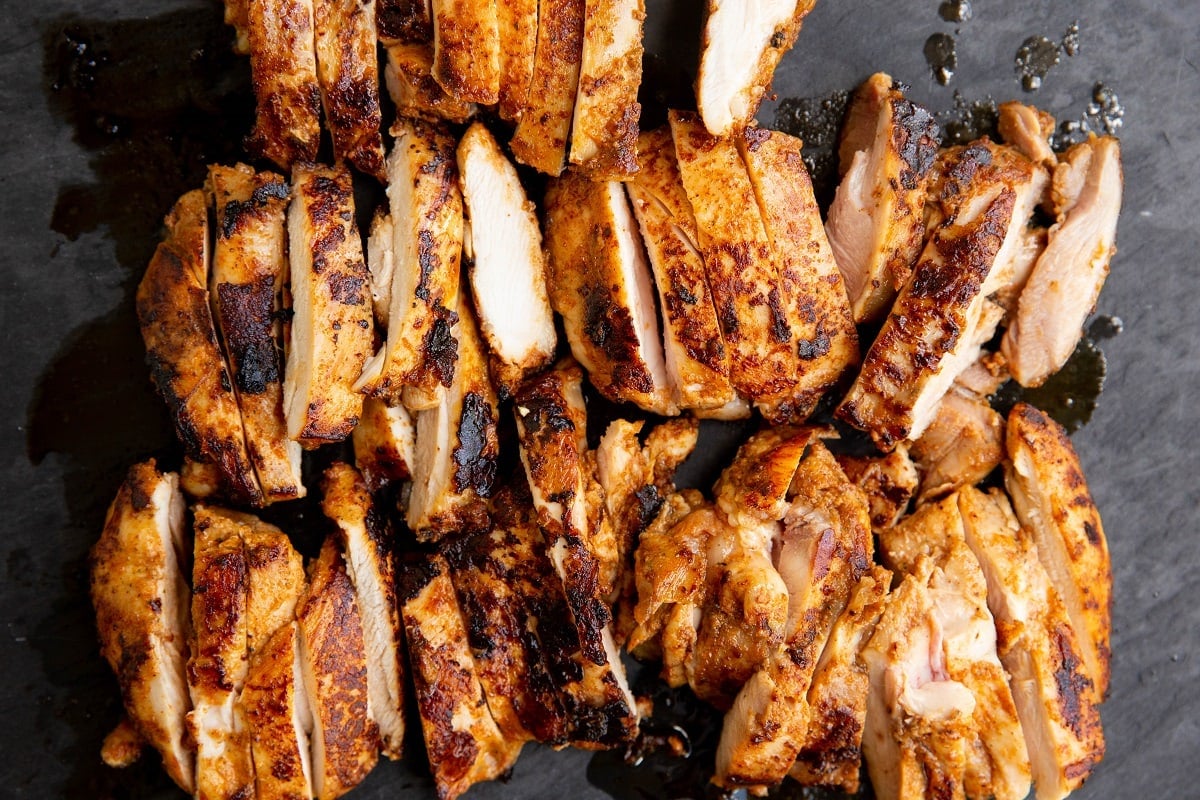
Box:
696, 0, 816, 137
738, 126, 860, 421
495, 0, 537, 121
352, 396, 416, 491
207, 164, 305, 504
91, 462, 194, 793
283, 163, 374, 447
836, 445, 918, 531
670, 110, 798, 404
312, 0, 386, 180
1005, 403, 1112, 699
138, 190, 262, 506
569, 0, 645, 176
431, 0, 500, 104
510, 0, 585, 175
826, 73, 940, 323
242, 621, 316, 800
321, 463, 407, 759
998, 101, 1056, 167
1002, 136, 1122, 387
544, 173, 673, 414
383, 43, 477, 124
376, 0, 431, 44
245, 0, 322, 169
457, 122, 557, 395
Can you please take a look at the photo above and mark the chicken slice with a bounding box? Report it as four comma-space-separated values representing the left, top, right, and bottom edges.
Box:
245, 0, 322, 168
399, 553, 522, 799
569, 0, 644, 176
835, 444, 918, 532
91, 462, 193, 792
696, 0, 815, 136
284, 163, 374, 447
826, 73, 940, 323
138, 190, 261, 505
510, 0, 585, 174
544, 174, 673, 414
1002, 136, 1123, 387
100, 716, 145, 769
714, 426, 813, 528
911, 377, 1004, 504
357, 118, 462, 402
296, 537, 380, 799
431, 0, 500, 104
384, 43, 477, 124
376, 0, 431, 44
959, 487, 1104, 800
998, 101, 1056, 167
321, 463, 407, 760
457, 122, 557, 395
365, 210, 393, 325
241, 621, 315, 800
223, 0, 251, 53
670, 110, 798, 404
1005, 403, 1112, 699
207, 164, 305, 504
352, 396, 416, 491
738, 127, 860, 421
496, 0, 538, 121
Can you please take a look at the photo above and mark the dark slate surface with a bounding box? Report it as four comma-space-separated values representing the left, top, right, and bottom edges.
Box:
2, 0, 1197, 798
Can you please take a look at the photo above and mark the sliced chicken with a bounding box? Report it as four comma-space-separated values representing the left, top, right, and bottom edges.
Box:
998, 101, 1056, 167
825, 73, 940, 323
376, 0, 431, 44
242, 622, 315, 800
1002, 136, 1123, 387
694, 393, 753, 420
431, 0, 500, 104
100, 717, 145, 769
90, 462, 193, 793
838, 141, 1046, 449
738, 126, 860, 421
510, 0, 585, 175
357, 118, 462, 402
245, 0, 322, 168
1005, 403, 1112, 699
223, 0, 251, 54
296, 537, 380, 799
993, 226, 1046, 314
283, 163, 375, 447
714, 426, 813, 528
352, 396, 416, 491
670, 110, 798, 404
457, 122, 557, 395
544, 173, 673, 414
207, 164, 305, 504
835, 444, 918, 532
695, 0, 815, 137
384, 43, 477, 123
569, 0, 644, 176
365, 210, 394, 324
321, 463, 407, 760
399, 553, 522, 799
496, 0, 538, 121
911, 378, 1004, 504
137, 190, 261, 505
959, 487, 1104, 800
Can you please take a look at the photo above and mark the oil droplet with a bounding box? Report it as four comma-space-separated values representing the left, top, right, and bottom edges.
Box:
1050, 82, 1126, 149
938, 91, 999, 145
773, 90, 851, 208
992, 337, 1107, 432
1088, 315, 1123, 341
1062, 21, 1081, 56
924, 32, 957, 85
1015, 35, 1061, 92
938, 0, 973, 23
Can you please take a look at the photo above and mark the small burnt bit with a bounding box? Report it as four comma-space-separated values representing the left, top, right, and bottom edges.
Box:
892, 99, 940, 190
421, 305, 460, 388
452, 392, 498, 498
1051, 623, 1095, 739
376, 0, 432, 43
327, 271, 366, 306
216, 279, 280, 395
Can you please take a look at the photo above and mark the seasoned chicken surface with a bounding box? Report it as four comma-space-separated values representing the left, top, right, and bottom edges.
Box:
998, 101, 1056, 167
836, 445, 918, 531
100, 717, 145, 769
544, 173, 673, 414
510, 0, 585, 174
714, 426, 813, 527
457, 122, 557, 394
321, 463, 407, 759
826, 73, 940, 323
138, 190, 261, 505
696, 0, 815, 136
1005, 403, 1112, 699
431, 0, 500, 104
91, 462, 193, 793
569, 0, 644, 176
312, 0, 386, 179
352, 396, 416, 491
207, 164, 305, 504
284, 164, 374, 447
911, 378, 1004, 504
384, 43, 477, 123
495, 0, 537, 121
223, 0, 251, 54
245, 0, 322, 169
1002, 136, 1122, 387
241, 621, 315, 800
376, 0, 431, 44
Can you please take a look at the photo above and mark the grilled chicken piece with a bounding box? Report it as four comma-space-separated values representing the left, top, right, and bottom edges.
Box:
377, 0, 431, 44
352, 396, 416, 491
836, 444, 918, 531
912, 376, 1004, 504
1002, 136, 1123, 387
223, 0, 251, 54
406, 299, 498, 538
312, 0, 386, 179
1005, 403, 1112, 699
100, 717, 145, 768
243, 622, 315, 800
510, 0, 585, 174
296, 538, 379, 799
789, 565, 890, 793
430, 0, 500, 104
283, 164, 374, 447
400, 553, 522, 799
544, 173, 673, 414
670, 110, 798, 405
357, 118, 462, 402
838, 141, 1046, 450
998, 101, 1056, 167
138, 190, 261, 505
738, 127, 860, 421
365, 210, 394, 324
245, 0, 322, 168
207, 164, 305, 504
696, 0, 815, 136
714, 426, 813, 528
826, 73, 940, 323
569, 0, 644, 176
384, 43, 477, 123
993, 226, 1046, 313
496, 0, 537, 121
457, 122, 557, 394
320, 464, 407, 759
715, 440, 873, 791
91, 463, 193, 792
959, 487, 1104, 800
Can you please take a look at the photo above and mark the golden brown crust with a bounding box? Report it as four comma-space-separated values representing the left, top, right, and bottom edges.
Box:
495, 0, 538, 121
245, 0, 322, 169
510, 0, 585, 175
836, 445, 919, 532
100, 717, 145, 768
351, 396, 415, 491
383, 43, 477, 124
240, 622, 313, 800
431, 0, 500, 104
376, 0, 431, 44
